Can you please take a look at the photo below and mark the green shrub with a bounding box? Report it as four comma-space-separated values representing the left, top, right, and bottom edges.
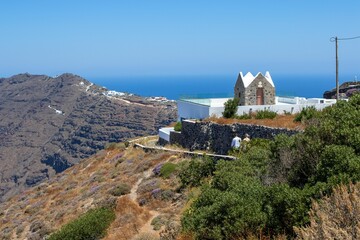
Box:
313, 144, 360, 184
48, 207, 115, 240
174, 122, 182, 132
222, 98, 239, 118
151, 215, 167, 230
264, 183, 310, 235
235, 113, 251, 119
108, 183, 131, 196
255, 109, 277, 119
294, 106, 319, 122
179, 157, 216, 187
160, 162, 177, 178
182, 159, 267, 239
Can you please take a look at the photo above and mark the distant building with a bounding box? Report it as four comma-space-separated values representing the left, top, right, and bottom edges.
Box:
234, 72, 275, 105
172, 70, 337, 121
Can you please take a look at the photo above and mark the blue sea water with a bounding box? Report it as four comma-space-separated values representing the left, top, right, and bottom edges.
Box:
88, 74, 352, 100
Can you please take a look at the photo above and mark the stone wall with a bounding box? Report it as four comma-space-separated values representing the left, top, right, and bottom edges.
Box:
169, 131, 184, 146
170, 120, 299, 155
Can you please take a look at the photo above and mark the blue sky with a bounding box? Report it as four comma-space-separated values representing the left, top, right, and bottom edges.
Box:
0, 1, 359, 78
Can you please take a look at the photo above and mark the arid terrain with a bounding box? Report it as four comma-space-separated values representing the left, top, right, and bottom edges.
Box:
0, 73, 177, 202
0, 142, 188, 240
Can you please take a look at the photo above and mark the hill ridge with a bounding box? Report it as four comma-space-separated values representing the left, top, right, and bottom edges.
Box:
0, 73, 176, 202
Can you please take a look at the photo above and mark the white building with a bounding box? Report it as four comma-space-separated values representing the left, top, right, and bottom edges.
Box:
177, 71, 337, 120
177, 96, 337, 120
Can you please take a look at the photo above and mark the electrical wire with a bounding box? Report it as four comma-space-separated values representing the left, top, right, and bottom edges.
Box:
330, 36, 360, 42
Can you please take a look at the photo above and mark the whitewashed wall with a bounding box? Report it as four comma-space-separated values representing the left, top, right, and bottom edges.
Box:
177, 100, 210, 120
159, 127, 174, 142
178, 98, 337, 119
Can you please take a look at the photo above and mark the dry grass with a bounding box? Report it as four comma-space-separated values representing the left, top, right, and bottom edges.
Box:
104, 197, 152, 240
295, 182, 360, 239
0, 144, 188, 240
206, 114, 304, 130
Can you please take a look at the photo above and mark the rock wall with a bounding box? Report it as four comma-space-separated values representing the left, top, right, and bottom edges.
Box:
170, 120, 299, 155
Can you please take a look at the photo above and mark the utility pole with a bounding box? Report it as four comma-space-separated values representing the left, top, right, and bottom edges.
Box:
330, 35, 360, 100
335, 37, 339, 100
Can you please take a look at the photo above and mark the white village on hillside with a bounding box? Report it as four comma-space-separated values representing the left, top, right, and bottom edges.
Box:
159, 71, 337, 142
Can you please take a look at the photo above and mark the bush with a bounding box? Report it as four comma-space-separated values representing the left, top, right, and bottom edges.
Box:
264, 183, 310, 235
222, 98, 239, 118
235, 113, 251, 119
294, 106, 319, 122
48, 207, 115, 240
313, 144, 360, 184
174, 122, 182, 132
159, 162, 177, 178
108, 183, 131, 196
182, 159, 267, 239
151, 215, 168, 230
255, 109, 277, 119
179, 157, 216, 187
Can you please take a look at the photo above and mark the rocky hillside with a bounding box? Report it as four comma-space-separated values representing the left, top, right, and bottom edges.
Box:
0, 73, 177, 202
323, 81, 360, 99
0, 143, 187, 240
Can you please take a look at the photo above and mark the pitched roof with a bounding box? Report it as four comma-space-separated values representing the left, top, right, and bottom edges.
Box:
238, 71, 275, 88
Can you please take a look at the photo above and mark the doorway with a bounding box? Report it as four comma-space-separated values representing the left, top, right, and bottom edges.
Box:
256, 87, 264, 105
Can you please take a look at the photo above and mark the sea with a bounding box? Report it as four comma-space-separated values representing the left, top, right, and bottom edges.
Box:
88, 74, 356, 100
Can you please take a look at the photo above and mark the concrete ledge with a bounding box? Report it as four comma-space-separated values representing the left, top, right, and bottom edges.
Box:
133, 143, 237, 161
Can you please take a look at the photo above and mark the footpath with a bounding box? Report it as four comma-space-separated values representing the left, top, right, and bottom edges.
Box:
133, 143, 237, 161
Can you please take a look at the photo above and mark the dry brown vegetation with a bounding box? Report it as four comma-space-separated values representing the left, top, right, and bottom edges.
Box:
205, 114, 304, 130
0, 143, 189, 240
295, 182, 360, 239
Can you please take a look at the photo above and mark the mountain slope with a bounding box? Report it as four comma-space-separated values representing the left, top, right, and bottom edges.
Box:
0, 73, 176, 202
0, 143, 186, 240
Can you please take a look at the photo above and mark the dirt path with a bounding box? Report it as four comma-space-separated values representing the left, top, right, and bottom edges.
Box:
129, 168, 162, 239
136, 210, 161, 238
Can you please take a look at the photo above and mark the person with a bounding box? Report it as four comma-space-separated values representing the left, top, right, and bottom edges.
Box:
231, 134, 242, 149
241, 133, 250, 151
243, 133, 250, 142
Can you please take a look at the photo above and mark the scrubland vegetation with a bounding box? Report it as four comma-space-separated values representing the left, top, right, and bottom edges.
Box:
179, 94, 360, 239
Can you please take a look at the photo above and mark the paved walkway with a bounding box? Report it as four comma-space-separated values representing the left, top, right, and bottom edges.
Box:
133, 143, 237, 161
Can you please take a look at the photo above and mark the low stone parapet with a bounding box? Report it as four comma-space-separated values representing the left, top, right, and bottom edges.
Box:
170, 120, 299, 154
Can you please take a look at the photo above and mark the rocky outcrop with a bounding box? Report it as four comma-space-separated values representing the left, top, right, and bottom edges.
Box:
170, 120, 298, 154
0, 73, 177, 202
323, 81, 360, 99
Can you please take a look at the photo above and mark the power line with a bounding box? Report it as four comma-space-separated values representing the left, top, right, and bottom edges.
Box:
330, 36, 360, 42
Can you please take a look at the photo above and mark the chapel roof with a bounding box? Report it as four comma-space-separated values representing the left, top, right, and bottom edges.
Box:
239, 71, 275, 88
